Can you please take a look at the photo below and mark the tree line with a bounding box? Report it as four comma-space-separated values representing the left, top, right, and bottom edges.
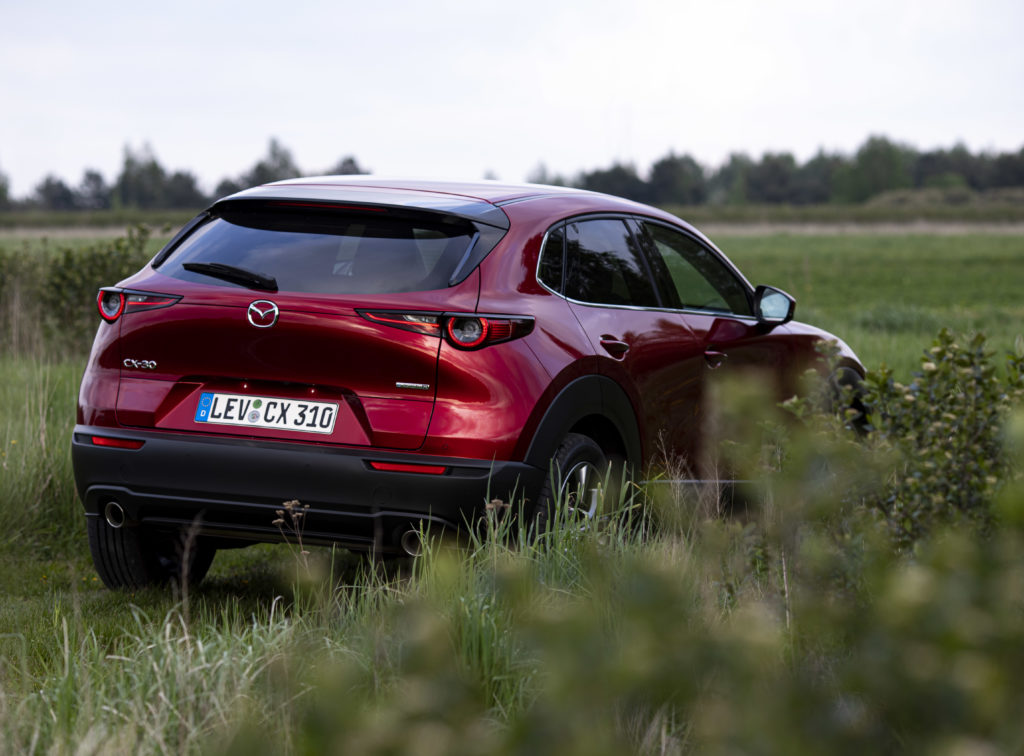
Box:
553, 136, 1024, 206
0, 139, 365, 212
2, 135, 1023, 212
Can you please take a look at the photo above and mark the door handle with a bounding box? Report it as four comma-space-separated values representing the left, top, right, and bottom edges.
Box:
704, 349, 727, 369
599, 337, 630, 358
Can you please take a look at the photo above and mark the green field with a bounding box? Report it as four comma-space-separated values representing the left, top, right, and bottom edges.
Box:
0, 228, 1023, 753
716, 232, 1024, 377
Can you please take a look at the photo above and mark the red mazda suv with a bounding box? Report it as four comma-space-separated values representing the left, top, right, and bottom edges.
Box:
72, 177, 863, 588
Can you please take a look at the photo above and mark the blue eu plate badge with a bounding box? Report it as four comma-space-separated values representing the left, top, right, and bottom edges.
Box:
195, 392, 214, 422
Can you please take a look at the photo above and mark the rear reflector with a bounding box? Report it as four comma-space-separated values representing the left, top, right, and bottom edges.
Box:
90, 436, 145, 450
369, 461, 447, 475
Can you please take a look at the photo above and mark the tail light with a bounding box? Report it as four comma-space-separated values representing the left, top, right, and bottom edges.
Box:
97, 288, 181, 323
443, 315, 532, 349
359, 310, 534, 350
446, 317, 487, 348
360, 310, 442, 336
98, 290, 125, 322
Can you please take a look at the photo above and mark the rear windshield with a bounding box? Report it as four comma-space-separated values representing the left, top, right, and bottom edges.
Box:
156, 204, 480, 294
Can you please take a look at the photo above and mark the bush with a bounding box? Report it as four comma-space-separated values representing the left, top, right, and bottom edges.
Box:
0, 244, 40, 354
0, 226, 155, 357
41, 226, 153, 351
864, 330, 1024, 548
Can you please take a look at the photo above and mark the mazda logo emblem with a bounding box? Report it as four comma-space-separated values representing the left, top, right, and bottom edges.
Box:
247, 300, 279, 328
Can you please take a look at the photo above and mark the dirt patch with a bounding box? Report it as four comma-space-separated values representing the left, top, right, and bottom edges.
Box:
0, 227, 134, 240
699, 221, 1024, 236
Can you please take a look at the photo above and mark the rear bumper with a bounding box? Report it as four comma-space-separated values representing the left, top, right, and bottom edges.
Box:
71, 425, 544, 554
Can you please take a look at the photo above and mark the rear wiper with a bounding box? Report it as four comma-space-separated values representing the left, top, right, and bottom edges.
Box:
182, 262, 278, 292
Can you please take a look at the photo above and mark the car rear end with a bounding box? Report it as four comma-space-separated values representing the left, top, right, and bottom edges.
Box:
72, 188, 547, 573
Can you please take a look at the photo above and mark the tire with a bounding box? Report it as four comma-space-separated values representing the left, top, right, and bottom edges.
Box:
533, 433, 611, 532
87, 516, 216, 590
828, 366, 869, 435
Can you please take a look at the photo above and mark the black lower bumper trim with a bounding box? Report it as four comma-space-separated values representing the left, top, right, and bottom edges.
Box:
72, 426, 544, 553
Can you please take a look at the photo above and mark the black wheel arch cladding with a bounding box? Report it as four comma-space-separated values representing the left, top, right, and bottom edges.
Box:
523, 375, 641, 472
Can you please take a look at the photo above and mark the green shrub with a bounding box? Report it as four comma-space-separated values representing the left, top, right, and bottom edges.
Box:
0, 226, 154, 357
40, 226, 153, 351
0, 242, 46, 355
864, 330, 1024, 548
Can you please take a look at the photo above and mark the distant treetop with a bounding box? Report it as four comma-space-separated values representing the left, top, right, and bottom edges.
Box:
5, 135, 1023, 212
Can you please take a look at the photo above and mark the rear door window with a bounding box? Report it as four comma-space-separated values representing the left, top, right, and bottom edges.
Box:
157, 204, 479, 294
564, 218, 659, 307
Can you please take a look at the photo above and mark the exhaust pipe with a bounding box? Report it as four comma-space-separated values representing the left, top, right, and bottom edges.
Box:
104, 500, 126, 529
400, 528, 422, 557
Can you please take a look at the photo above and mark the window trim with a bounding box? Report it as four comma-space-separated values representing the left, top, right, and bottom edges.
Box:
535, 213, 759, 321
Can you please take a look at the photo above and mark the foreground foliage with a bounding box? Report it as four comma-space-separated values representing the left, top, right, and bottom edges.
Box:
0, 333, 1021, 753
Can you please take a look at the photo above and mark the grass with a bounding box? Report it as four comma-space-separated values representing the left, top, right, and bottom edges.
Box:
0, 208, 197, 230
715, 233, 1024, 377
0, 360, 81, 554
0, 226, 1023, 752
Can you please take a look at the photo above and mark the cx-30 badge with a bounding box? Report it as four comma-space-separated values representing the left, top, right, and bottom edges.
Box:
247, 300, 279, 328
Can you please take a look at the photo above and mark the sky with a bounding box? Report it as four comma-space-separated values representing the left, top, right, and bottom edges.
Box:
1, 0, 1022, 198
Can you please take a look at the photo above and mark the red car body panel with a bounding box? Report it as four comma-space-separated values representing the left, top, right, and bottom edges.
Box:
107, 263, 483, 450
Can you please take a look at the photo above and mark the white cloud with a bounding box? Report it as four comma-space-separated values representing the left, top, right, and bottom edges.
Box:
1, 0, 1021, 196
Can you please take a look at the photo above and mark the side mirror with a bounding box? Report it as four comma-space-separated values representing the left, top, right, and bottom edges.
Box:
754, 285, 795, 326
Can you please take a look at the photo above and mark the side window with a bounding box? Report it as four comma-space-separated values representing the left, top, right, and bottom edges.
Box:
641, 222, 752, 316
538, 224, 565, 293
564, 219, 659, 307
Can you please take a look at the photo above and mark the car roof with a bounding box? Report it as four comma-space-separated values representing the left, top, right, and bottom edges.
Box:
216, 176, 670, 231
257, 176, 598, 203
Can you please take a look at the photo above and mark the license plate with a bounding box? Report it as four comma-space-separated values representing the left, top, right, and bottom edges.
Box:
194, 392, 338, 435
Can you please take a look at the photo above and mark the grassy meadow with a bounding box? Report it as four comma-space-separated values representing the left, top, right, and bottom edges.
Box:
716, 231, 1024, 378
0, 227, 1022, 753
